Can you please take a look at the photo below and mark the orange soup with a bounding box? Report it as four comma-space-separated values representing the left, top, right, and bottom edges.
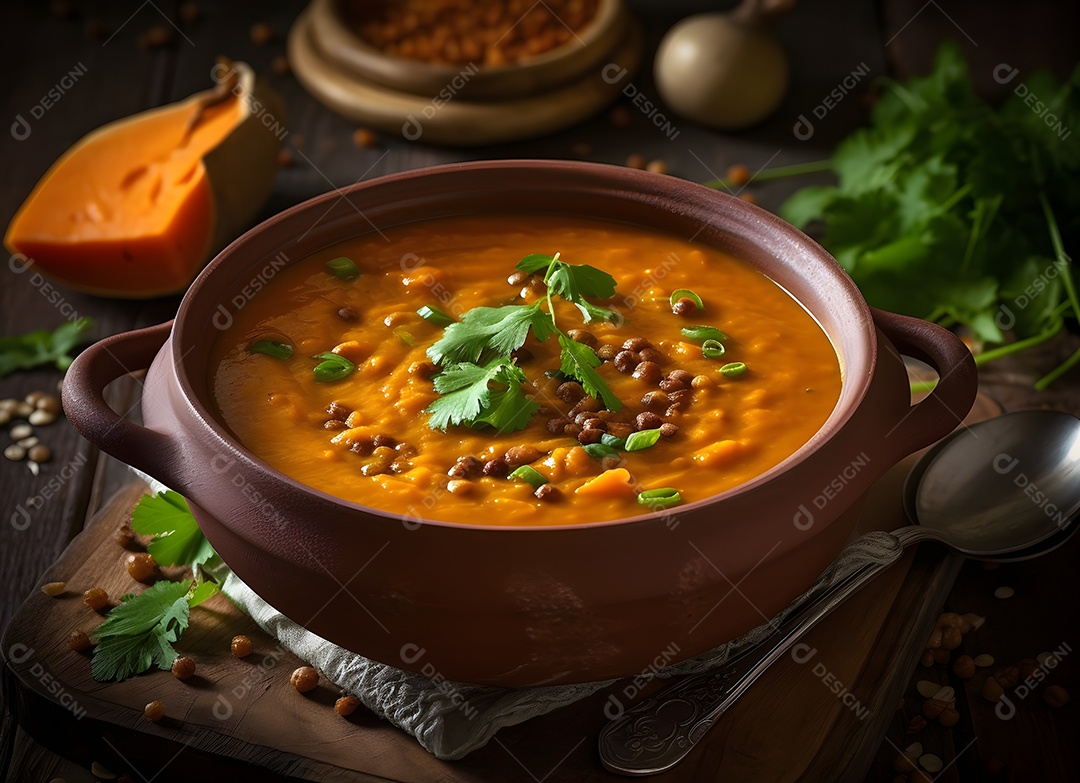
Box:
210, 215, 841, 525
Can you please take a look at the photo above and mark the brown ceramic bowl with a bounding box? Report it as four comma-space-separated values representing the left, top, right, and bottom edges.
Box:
63, 161, 977, 687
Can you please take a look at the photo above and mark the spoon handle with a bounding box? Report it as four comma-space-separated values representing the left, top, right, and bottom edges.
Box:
598, 556, 899, 776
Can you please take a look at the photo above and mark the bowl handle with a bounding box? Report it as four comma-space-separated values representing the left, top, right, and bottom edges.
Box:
871, 307, 978, 459
62, 320, 183, 489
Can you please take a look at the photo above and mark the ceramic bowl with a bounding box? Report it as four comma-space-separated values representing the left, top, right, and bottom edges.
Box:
64, 161, 977, 686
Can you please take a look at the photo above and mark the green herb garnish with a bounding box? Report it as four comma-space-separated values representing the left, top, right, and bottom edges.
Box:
701, 339, 726, 359
719, 362, 748, 378
637, 487, 683, 510
669, 289, 704, 311
249, 339, 293, 359
131, 490, 216, 570
681, 325, 728, 343
583, 442, 621, 461
600, 433, 627, 449
91, 492, 220, 682
426, 358, 540, 432
508, 465, 548, 489
312, 352, 356, 383
424, 252, 625, 432
625, 428, 663, 452
417, 305, 455, 327
0, 317, 93, 376
326, 256, 359, 280
394, 327, 415, 346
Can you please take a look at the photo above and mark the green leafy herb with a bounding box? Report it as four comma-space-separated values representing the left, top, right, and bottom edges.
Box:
326, 256, 360, 280
131, 491, 216, 571
427, 303, 554, 366
600, 433, 627, 449
92, 492, 220, 682
508, 465, 547, 488
637, 487, 683, 510
426, 358, 540, 432
249, 339, 292, 359
625, 428, 663, 452
719, 361, 748, 378
0, 317, 93, 377
558, 334, 622, 411
758, 42, 1080, 387
669, 289, 704, 311
520, 253, 621, 325
417, 305, 455, 327
701, 339, 726, 359
312, 352, 356, 383
424, 253, 625, 431
681, 325, 728, 343
583, 442, 621, 461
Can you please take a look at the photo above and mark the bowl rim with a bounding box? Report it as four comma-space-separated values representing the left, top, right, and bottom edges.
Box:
172, 159, 877, 532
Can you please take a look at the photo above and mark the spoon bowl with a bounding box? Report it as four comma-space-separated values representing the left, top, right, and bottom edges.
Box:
904, 410, 1080, 555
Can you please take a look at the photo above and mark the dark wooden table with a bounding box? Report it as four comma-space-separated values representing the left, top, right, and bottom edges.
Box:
1, 2, 1076, 781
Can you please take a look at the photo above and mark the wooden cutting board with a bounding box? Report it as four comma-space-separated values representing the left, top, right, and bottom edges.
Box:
2, 398, 999, 783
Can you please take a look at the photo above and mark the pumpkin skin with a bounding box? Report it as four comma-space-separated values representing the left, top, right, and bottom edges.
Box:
4, 61, 285, 298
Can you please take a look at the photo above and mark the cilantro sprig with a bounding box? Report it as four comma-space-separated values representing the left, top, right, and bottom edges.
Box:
0, 317, 93, 376
707, 43, 1079, 388
424, 253, 624, 432
90, 491, 220, 682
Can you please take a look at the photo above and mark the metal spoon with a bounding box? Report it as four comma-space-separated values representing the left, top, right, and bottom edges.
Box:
599, 410, 1080, 776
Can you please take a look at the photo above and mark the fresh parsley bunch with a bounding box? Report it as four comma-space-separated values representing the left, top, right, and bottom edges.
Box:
425, 253, 623, 432
777, 43, 1079, 388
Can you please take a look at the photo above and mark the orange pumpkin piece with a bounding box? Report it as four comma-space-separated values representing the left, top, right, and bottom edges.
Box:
4, 60, 284, 298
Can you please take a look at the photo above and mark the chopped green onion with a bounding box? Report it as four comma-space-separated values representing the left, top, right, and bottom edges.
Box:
249, 339, 292, 359
701, 339, 726, 359
719, 361, 748, 378
394, 327, 415, 346
583, 443, 621, 461
637, 487, 683, 510
326, 256, 360, 281
669, 289, 704, 310
681, 325, 728, 343
625, 428, 662, 452
600, 433, 626, 449
416, 305, 455, 327
312, 352, 356, 383
508, 465, 547, 489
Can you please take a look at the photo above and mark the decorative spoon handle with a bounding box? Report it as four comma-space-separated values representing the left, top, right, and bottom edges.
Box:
598, 554, 901, 776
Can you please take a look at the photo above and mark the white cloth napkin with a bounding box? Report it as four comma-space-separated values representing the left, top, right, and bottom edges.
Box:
135, 469, 903, 760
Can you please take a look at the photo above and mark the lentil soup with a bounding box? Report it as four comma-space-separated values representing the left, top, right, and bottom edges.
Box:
210, 215, 841, 526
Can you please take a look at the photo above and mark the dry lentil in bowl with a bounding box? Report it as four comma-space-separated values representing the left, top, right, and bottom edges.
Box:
341, 0, 602, 67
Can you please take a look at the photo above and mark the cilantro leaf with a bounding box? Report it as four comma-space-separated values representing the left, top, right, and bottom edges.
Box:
426, 358, 540, 432
427, 304, 554, 366
131, 491, 216, 571
90, 580, 192, 682
545, 259, 620, 324
0, 317, 93, 377
558, 334, 622, 411
516, 253, 556, 274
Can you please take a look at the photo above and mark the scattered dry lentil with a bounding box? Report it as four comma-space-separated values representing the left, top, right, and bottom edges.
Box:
144, 699, 165, 722
291, 665, 319, 692
171, 656, 196, 680
231, 634, 254, 658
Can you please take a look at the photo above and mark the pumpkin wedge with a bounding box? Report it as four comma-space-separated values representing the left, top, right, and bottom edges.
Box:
5, 60, 285, 298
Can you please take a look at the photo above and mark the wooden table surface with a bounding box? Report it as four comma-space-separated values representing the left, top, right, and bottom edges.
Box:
1, 2, 1076, 781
